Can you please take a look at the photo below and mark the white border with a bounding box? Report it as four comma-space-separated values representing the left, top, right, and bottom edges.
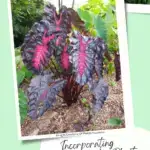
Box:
8, 0, 134, 141
126, 4, 150, 13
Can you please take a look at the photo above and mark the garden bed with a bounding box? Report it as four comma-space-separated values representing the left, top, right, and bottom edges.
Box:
21, 75, 125, 136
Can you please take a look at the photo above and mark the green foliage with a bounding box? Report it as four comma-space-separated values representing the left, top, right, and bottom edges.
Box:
18, 88, 28, 124
109, 80, 117, 87
81, 98, 90, 109
94, 15, 107, 41
79, 0, 118, 53
17, 70, 25, 86
15, 48, 33, 86
78, 0, 118, 76
103, 57, 115, 75
108, 117, 122, 126
11, 0, 44, 47
125, 0, 150, 3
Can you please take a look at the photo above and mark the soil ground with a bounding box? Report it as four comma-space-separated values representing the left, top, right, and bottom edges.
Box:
21, 75, 125, 136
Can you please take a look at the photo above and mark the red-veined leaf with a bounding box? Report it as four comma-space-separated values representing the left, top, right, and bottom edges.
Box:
69, 31, 95, 85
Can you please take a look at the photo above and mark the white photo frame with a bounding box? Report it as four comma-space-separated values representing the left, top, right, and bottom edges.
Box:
126, 4, 150, 13
8, 0, 134, 141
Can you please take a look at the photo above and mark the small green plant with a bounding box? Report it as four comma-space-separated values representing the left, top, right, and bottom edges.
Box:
109, 80, 117, 87
108, 117, 122, 126
81, 98, 90, 109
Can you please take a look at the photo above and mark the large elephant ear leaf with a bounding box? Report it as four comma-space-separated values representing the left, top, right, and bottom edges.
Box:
94, 38, 107, 79
44, 3, 71, 34
94, 37, 107, 55
27, 71, 66, 119
43, 3, 56, 24
90, 78, 108, 113
69, 32, 95, 85
21, 19, 55, 74
66, 8, 88, 35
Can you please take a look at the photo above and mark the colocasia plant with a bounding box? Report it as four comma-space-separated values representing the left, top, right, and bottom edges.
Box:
21, 2, 109, 120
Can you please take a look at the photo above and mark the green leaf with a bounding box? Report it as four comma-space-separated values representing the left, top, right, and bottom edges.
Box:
108, 117, 122, 126
85, 22, 92, 29
94, 15, 107, 41
18, 88, 27, 124
81, 98, 87, 104
21, 66, 33, 79
17, 70, 25, 86
15, 48, 21, 56
77, 8, 93, 23
107, 62, 115, 75
109, 81, 117, 87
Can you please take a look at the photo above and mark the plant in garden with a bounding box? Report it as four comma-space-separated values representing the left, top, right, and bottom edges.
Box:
108, 117, 123, 126
20, 2, 109, 121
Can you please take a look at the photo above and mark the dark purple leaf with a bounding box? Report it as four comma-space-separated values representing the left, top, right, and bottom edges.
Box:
21, 20, 56, 74
90, 78, 108, 113
27, 71, 66, 119
93, 38, 107, 79
43, 3, 56, 24
43, 3, 72, 34
66, 8, 88, 34
94, 54, 104, 79
94, 37, 107, 55
69, 31, 95, 85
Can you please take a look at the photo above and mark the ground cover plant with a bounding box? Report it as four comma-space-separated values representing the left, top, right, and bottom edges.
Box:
12, 0, 125, 135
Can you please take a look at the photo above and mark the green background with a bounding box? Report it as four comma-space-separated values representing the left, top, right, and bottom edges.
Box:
0, 0, 150, 149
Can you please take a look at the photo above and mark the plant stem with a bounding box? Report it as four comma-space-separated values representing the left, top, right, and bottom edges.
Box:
61, 0, 63, 7
58, 0, 61, 11
114, 51, 121, 81
104, 51, 112, 62
72, 0, 75, 8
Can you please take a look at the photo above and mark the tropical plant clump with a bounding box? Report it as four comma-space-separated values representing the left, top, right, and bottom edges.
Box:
21, 2, 109, 120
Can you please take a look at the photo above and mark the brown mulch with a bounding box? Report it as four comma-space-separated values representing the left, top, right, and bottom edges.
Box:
21, 75, 125, 136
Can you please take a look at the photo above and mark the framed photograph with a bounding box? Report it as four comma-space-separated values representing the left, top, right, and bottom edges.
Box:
8, 0, 133, 140
125, 0, 150, 13
125, 0, 150, 4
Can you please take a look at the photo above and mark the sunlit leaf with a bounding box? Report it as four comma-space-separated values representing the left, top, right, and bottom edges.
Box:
77, 8, 93, 23
94, 15, 107, 42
